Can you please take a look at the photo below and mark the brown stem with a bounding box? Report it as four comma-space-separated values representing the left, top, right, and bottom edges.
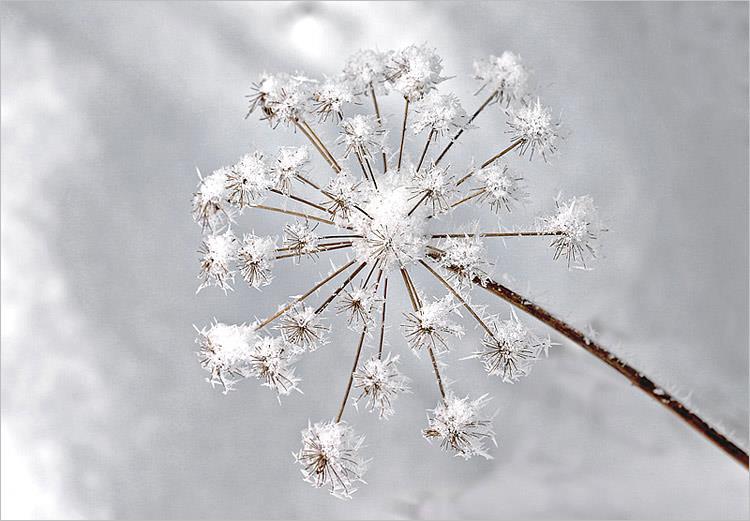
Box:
301, 120, 342, 173
454, 138, 524, 188
335, 326, 368, 423
449, 189, 485, 210
255, 260, 356, 330
417, 128, 435, 172
295, 120, 339, 173
296, 174, 373, 221
377, 276, 388, 358
400, 267, 446, 399
427, 249, 749, 469
269, 188, 330, 215
251, 204, 337, 227
314, 262, 368, 315
434, 89, 498, 166
274, 242, 352, 260
397, 98, 409, 172
356, 150, 378, 190
407, 192, 430, 217
419, 259, 493, 337
369, 83, 388, 173
431, 231, 563, 239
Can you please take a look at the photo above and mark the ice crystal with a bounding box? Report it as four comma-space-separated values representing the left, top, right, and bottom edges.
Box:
471, 312, 550, 383
337, 285, 381, 328
543, 194, 601, 267
423, 393, 496, 459
237, 233, 276, 289
273, 146, 310, 194
312, 75, 356, 122
436, 233, 489, 287
295, 420, 368, 500
226, 151, 273, 208
385, 44, 445, 100
407, 163, 455, 215
248, 335, 301, 396
352, 353, 410, 419
404, 294, 464, 353
192, 168, 230, 231
344, 48, 390, 93
247, 72, 312, 128
278, 304, 329, 352
338, 114, 386, 160
322, 172, 361, 219
473, 51, 529, 105
475, 163, 528, 213
507, 98, 560, 161
196, 321, 258, 394
283, 220, 320, 261
197, 229, 238, 293
411, 91, 467, 136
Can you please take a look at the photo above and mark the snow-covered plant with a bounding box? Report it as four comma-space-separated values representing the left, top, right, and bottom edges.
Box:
191, 43, 748, 497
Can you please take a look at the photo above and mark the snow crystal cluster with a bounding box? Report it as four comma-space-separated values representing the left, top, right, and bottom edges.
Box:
191, 43, 602, 498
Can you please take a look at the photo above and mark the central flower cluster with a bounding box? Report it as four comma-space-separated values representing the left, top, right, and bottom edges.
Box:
349, 172, 430, 271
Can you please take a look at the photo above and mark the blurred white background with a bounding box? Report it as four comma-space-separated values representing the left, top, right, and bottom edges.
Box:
1, 1, 748, 519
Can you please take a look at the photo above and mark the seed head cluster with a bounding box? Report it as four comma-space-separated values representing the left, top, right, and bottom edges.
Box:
192, 43, 603, 498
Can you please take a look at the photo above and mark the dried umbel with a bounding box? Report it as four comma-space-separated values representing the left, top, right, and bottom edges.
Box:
192, 43, 614, 498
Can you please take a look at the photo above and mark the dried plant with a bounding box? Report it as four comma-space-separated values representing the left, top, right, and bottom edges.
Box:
192, 44, 748, 498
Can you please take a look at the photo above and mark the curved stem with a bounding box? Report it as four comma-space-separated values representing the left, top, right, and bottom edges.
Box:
428, 250, 748, 468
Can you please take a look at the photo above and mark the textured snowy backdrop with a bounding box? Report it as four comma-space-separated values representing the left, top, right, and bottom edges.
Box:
1, 1, 748, 519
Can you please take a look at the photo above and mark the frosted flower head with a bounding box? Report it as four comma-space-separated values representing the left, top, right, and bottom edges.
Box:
423, 393, 495, 459
338, 114, 386, 159
386, 44, 445, 101
411, 91, 467, 136
196, 321, 258, 393
295, 420, 368, 499
473, 51, 529, 105
543, 195, 601, 268
336, 285, 381, 328
322, 171, 362, 220
507, 98, 560, 161
475, 163, 528, 213
407, 163, 455, 215
238, 233, 276, 289
353, 353, 410, 419
278, 304, 329, 352
248, 335, 301, 396
197, 229, 238, 293
273, 146, 310, 194
247, 72, 312, 128
403, 294, 464, 353
344, 48, 390, 93
437, 233, 489, 287
312, 75, 356, 122
192, 168, 230, 231
283, 220, 320, 261
352, 173, 428, 270
226, 151, 273, 208
472, 312, 549, 383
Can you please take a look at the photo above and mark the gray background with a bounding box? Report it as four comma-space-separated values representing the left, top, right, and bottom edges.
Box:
1, 1, 748, 519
